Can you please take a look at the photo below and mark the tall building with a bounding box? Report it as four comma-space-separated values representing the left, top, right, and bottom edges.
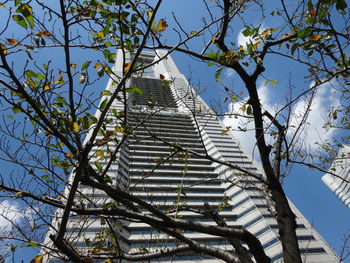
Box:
322, 145, 350, 208
43, 50, 338, 262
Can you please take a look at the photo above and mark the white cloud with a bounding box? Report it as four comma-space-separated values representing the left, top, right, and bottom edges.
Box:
0, 200, 27, 231
223, 68, 234, 78
288, 82, 338, 150
223, 82, 338, 159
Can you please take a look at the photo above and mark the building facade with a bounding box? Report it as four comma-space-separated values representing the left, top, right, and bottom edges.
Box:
322, 145, 350, 209
43, 50, 339, 262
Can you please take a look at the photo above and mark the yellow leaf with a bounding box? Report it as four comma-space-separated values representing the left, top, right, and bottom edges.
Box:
309, 34, 322, 41
261, 29, 270, 36
70, 63, 77, 69
96, 151, 104, 157
0, 43, 7, 55
71, 121, 79, 133
155, 19, 168, 33
65, 153, 73, 159
30, 255, 43, 263
44, 84, 50, 91
237, 45, 243, 51
0, 4, 5, 7
96, 31, 104, 38
6, 38, 18, 45
94, 62, 102, 69
104, 259, 112, 263
124, 62, 131, 71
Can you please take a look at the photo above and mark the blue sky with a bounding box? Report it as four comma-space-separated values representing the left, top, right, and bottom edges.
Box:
160, 0, 350, 259
0, 0, 349, 262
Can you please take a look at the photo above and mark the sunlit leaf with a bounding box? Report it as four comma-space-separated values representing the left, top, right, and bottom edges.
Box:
96, 151, 104, 157
28, 242, 38, 247
44, 83, 50, 91
70, 63, 76, 69
94, 62, 102, 69
71, 121, 79, 133
101, 90, 111, 96
309, 34, 322, 41
104, 259, 112, 263
124, 62, 131, 71
65, 153, 73, 159
155, 19, 168, 33
12, 14, 27, 29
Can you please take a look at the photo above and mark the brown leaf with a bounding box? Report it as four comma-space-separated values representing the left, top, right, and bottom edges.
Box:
6, 38, 18, 45
30, 255, 43, 263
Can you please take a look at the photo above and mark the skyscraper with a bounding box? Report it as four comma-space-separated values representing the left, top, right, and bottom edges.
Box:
43, 50, 338, 262
322, 145, 350, 209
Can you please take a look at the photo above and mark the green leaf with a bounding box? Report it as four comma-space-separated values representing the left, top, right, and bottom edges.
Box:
101, 90, 111, 96
126, 87, 143, 95
12, 15, 27, 29
246, 105, 252, 115
207, 61, 215, 67
99, 98, 108, 110
81, 61, 91, 70
27, 241, 38, 247
12, 106, 22, 114
25, 70, 45, 80
242, 26, 251, 37
297, 27, 312, 38
17, 4, 34, 29
95, 161, 103, 173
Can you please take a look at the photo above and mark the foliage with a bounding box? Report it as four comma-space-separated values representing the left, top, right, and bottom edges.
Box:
0, 0, 349, 263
